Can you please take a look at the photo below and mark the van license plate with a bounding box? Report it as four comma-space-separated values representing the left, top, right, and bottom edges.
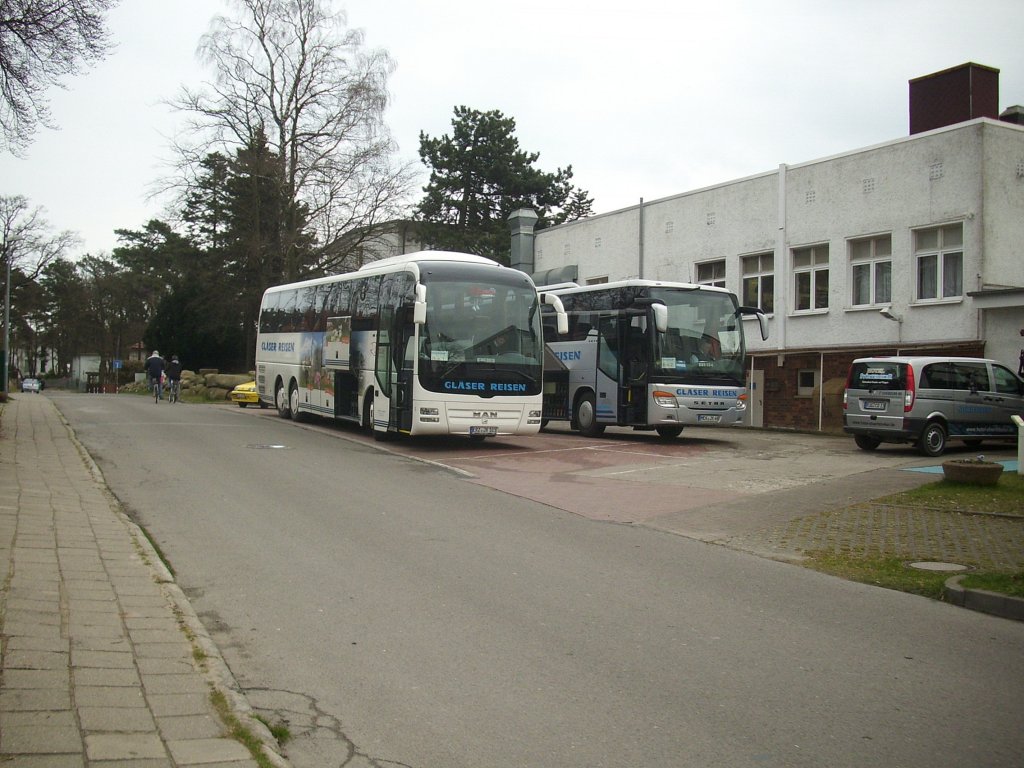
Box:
863, 400, 887, 411
697, 414, 720, 423
470, 426, 498, 436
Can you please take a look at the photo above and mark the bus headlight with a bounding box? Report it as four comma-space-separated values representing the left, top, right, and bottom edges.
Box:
653, 390, 678, 408
529, 410, 542, 418
419, 407, 440, 422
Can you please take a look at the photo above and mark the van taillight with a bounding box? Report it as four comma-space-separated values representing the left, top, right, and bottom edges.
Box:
843, 367, 853, 410
904, 365, 916, 412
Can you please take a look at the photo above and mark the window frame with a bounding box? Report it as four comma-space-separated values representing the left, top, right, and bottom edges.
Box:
914, 223, 963, 303
849, 234, 892, 308
696, 259, 726, 289
796, 369, 818, 398
792, 244, 830, 313
741, 252, 774, 314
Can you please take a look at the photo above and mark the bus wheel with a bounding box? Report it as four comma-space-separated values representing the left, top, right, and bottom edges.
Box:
276, 382, 291, 419
656, 425, 684, 439
576, 393, 605, 437
362, 393, 374, 433
917, 421, 947, 457
289, 382, 307, 423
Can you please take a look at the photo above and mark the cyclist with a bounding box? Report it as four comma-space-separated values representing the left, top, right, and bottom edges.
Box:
166, 355, 183, 403
144, 351, 165, 402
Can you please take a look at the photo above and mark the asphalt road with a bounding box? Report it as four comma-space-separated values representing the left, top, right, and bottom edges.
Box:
52, 393, 1024, 768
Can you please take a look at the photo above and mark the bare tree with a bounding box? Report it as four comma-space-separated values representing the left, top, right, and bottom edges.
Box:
0, 0, 117, 154
1, 195, 79, 282
1, 194, 79, 389
171, 0, 415, 282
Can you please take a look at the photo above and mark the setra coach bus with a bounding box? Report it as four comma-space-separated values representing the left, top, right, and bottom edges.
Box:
539, 279, 767, 438
256, 251, 567, 440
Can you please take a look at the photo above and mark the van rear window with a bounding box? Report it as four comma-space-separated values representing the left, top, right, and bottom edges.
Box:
849, 362, 906, 390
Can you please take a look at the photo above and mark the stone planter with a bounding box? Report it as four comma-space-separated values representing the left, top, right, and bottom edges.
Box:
941, 460, 1004, 486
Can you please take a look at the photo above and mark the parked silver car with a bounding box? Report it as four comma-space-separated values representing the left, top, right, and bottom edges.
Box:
843, 356, 1024, 456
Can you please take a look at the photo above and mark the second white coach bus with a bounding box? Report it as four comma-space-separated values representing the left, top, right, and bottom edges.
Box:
256, 251, 567, 440
539, 280, 767, 438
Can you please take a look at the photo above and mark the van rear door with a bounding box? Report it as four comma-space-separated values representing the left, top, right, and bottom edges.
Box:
845, 360, 907, 433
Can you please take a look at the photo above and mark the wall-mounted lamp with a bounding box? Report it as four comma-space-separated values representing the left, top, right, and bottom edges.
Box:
879, 305, 903, 348
879, 306, 902, 323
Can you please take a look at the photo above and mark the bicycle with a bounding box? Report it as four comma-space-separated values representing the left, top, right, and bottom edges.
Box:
168, 378, 180, 403
152, 377, 162, 403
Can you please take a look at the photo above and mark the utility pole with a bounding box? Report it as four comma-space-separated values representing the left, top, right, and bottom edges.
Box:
2, 251, 10, 395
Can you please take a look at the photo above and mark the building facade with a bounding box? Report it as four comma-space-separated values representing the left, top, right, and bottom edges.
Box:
517, 99, 1024, 432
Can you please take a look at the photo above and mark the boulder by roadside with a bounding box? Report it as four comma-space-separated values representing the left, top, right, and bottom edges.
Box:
119, 370, 253, 402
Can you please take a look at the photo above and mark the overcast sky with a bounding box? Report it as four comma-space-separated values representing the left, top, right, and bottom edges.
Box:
2, 0, 1022, 257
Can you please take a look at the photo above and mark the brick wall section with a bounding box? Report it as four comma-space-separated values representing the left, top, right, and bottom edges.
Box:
755, 341, 986, 432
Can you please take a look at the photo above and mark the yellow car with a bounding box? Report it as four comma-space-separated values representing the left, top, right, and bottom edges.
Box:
230, 381, 268, 409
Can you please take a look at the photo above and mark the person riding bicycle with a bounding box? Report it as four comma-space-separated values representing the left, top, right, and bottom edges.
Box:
144, 351, 165, 401
166, 355, 183, 402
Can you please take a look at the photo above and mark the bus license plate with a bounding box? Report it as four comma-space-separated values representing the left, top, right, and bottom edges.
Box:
470, 426, 498, 436
863, 400, 887, 411
697, 414, 720, 424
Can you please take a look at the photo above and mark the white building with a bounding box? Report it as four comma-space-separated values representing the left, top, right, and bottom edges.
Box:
516, 64, 1024, 432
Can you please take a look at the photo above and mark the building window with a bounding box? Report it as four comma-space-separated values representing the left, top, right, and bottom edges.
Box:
793, 245, 829, 312
742, 253, 774, 313
797, 369, 818, 397
586, 276, 608, 285
696, 260, 726, 288
915, 223, 963, 301
850, 234, 892, 306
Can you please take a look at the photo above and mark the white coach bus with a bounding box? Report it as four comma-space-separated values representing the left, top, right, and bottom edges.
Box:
539, 280, 767, 438
256, 251, 567, 440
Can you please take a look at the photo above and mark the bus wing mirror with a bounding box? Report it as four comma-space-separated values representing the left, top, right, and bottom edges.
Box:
738, 306, 769, 341
652, 303, 668, 334
413, 284, 427, 325
541, 292, 569, 335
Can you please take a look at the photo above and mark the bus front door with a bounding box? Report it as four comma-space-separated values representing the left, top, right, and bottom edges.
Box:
621, 319, 650, 425
374, 308, 414, 436
594, 316, 620, 426
596, 315, 649, 427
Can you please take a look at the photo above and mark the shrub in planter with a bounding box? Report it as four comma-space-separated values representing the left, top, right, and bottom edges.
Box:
941, 456, 1004, 486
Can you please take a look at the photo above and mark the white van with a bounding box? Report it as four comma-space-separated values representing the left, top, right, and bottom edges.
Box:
843, 356, 1024, 457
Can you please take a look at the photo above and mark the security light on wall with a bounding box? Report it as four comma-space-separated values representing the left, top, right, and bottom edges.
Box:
879, 306, 902, 322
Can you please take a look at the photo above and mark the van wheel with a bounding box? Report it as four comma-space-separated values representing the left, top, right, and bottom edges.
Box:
854, 435, 881, 451
576, 393, 605, 437
917, 422, 947, 457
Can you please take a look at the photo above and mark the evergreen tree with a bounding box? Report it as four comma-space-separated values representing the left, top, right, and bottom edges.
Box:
416, 106, 588, 262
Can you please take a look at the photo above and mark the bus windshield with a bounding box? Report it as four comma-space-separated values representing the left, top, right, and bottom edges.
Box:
649, 287, 744, 383
419, 277, 543, 393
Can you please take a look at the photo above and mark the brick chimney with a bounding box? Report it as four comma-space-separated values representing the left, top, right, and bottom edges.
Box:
909, 62, 999, 134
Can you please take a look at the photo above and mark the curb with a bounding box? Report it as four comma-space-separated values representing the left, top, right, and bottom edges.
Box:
944, 576, 1024, 622
62, 409, 293, 768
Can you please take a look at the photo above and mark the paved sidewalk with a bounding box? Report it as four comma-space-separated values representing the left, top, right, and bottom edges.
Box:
0, 394, 290, 766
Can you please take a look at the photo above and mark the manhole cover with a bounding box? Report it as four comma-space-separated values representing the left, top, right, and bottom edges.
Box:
246, 444, 290, 450
908, 561, 969, 572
